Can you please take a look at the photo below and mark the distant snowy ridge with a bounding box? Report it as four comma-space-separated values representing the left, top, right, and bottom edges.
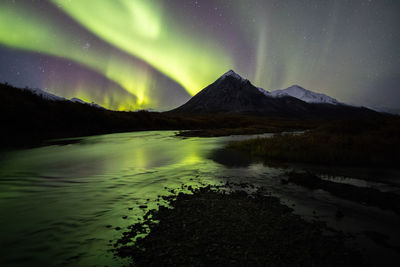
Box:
22, 87, 104, 109
70, 98, 105, 109
258, 87, 269, 95
259, 85, 340, 105
218, 71, 340, 105
24, 87, 66, 101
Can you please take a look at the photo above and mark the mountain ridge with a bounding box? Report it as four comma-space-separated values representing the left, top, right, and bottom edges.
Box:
259, 85, 340, 105
21, 87, 105, 109
170, 70, 375, 118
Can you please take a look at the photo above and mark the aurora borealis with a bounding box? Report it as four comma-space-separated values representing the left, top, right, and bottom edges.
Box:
1, 0, 399, 111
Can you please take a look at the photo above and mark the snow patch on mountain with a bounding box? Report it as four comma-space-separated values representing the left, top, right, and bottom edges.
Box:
24, 88, 65, 101
262, 85, 340, 105
219, 70, 247, 82
21, 87, 104, 109
257, 87, 270, 96
218, 71, 340, 105
71, 98, 104, 109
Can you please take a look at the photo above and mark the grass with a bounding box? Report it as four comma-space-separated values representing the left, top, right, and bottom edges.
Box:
113, 184, 365, 266
227, 117, 400, 168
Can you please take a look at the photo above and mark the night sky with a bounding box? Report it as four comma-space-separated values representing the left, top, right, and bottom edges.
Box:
1, 0, 399, 111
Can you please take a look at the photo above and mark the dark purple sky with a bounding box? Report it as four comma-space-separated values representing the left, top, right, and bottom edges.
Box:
0, 0, 399, 111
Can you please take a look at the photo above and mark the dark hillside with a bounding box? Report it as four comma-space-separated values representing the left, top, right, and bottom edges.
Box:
0, 83, 313, 148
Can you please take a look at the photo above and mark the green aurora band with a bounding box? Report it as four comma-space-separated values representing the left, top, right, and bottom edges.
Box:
52, 0, 233, 95
0, 0, 233, 110
2, 1, 399, 110
0, 2, 150, 110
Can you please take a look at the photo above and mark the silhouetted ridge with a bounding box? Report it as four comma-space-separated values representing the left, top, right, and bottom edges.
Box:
170, 70, 376, 118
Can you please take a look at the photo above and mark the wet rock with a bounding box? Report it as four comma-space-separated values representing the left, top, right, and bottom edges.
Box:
113, 185, 365, 266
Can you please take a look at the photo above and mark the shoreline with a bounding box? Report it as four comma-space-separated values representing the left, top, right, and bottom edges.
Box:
113, 183, 366, 266
227, 117, 400, 169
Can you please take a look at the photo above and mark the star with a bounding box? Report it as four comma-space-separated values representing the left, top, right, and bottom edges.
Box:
83, 42, 91, 50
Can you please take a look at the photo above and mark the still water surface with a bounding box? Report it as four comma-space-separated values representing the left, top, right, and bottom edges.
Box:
0, 131, 399, 266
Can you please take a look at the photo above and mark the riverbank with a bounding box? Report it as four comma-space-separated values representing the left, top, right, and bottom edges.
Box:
113, 184, 365, 266
1, 83, 317, 148
3, 83, 390, 149
227, 117, 400, 168
175, 118, 314, 137
2, 130, 398, 266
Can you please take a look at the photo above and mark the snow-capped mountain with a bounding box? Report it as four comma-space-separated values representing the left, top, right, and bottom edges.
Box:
170, 70, 375, 118
24, 87, 66, 101
70, 98, 104, 109
259, 85, 340, 105
219, 70, 248, 83
22, 87, 104, 109
171, 70, 327, 116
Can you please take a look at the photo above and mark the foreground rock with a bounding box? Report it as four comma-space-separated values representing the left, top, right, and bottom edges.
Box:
114, 185, 365, 266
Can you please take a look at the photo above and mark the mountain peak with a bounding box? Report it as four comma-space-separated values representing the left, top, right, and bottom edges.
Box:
287, 85, 306, 90
220, 69, 247, 82
223, 69, 237, 76
170, 71, 372, 117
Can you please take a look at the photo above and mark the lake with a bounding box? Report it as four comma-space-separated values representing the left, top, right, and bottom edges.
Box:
0, 131, 399, 266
